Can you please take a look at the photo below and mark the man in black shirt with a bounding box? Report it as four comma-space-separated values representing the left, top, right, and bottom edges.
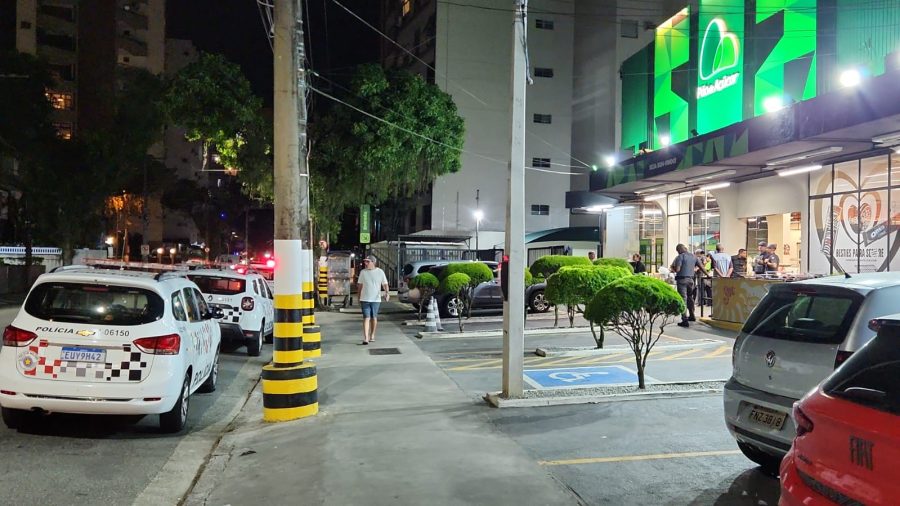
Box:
731, 248, 748, 277
671, 244, 708, 327
753, 241, 769, 275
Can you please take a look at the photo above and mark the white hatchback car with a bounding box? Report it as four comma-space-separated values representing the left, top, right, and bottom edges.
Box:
185, 269, 274, 357
0, 267, 222, 433
725, 273, 900, 474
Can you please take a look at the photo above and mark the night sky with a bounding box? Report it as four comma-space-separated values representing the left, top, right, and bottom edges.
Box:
166, 0, 380, 106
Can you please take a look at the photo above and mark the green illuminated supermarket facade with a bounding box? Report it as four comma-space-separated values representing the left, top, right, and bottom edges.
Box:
584, 0, 900, 276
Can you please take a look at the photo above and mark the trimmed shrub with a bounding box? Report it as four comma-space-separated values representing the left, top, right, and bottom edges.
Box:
444, 262, 494, 285
529, 255, 592, 279
525, 269, 534, 287
584, 276, 685, 388
545, 266, 631, 334
439, 272, 471, 295
592, 257, 634, 272
410, 272, 440, 320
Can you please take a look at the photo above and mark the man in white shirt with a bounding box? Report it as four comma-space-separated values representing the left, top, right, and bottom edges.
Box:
357, 256, 389, 345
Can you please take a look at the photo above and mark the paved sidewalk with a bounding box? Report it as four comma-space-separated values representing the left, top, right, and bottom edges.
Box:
186, 304, 581, 506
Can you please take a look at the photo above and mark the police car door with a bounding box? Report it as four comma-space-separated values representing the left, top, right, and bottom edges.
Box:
262, 279, 275, 335
193, 286, 218, 354
181, 287, 209, 390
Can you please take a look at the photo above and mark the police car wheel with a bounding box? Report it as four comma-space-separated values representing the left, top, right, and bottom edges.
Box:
160, 374, 191, 433
246, 324, 263, 357
1, 407, 31, 429
198, 349, 219, 393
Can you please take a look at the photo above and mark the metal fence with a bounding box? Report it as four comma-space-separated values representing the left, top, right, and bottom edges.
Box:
527, 246, 567, 267
367, 244, 503, 288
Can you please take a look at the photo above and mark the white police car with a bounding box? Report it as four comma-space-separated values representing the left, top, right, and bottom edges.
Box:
185, 269, 274, 357
0, 267, 222, 433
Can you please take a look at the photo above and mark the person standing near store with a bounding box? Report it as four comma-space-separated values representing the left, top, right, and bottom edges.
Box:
630, 253, 647, 273
588, 251, 596, 262
731, 249, 748, 277
672, 244, 707, 328
357, 256, 389, 345
765, 243, 780, 272
711, 244, 733, 278
753, 241, 769, 275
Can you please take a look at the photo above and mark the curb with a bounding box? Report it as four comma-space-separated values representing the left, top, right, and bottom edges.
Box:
534, 339, 724, 357
698, 317, 743, 333
483, 382, 726, 408
403, 313, 560, 326
417, 326, 593, 339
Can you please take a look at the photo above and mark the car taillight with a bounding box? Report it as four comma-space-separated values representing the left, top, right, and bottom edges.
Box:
2, 326, 37, 347
241, 297, 254, 311
834, 350, 853, 368
794, 404, 814, 437
133, 334, 181, 355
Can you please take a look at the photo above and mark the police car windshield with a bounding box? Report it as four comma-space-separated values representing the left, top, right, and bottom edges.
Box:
24, 282, 164, 326
188, 276, 246, 295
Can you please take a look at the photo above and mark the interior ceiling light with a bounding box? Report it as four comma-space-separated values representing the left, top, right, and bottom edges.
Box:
684, 169, 736, 184
873, 131, 900, 145
765, 146, 843, 166
584, 205, 613, 213
777, 164, 823, 177
635, 183, 678, 195
699, 182, 731, 191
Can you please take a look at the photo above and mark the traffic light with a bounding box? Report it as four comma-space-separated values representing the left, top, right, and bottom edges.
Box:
500, 255, 509, 301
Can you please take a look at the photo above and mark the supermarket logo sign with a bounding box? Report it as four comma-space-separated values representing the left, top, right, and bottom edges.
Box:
697, 18, 740, 98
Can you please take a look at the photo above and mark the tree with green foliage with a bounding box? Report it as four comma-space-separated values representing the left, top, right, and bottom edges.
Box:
584, 276, 685, 388
438, 272, 471, 332
545, 266, 632, 343
443, 262, 493, 320
593, 257, 634, 272
310, 64, 464, 237
409, 272, 439, 321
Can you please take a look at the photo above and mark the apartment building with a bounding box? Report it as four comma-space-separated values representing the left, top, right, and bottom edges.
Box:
381, 0, 675, 248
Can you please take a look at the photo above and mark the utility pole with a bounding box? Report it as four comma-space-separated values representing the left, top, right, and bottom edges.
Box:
262, 0, 318, 422
501, 0, 528, 398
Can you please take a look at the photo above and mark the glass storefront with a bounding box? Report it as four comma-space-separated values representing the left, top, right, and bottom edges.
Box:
808, 152, 900, 274
639, 204, 665, 271
666, 190, 720, 254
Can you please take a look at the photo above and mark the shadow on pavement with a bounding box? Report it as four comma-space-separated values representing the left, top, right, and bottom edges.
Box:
688, 467, 780, 505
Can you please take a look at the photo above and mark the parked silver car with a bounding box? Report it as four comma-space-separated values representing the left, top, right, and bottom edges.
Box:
724, 272, 900, 474
399, 259, 474, 306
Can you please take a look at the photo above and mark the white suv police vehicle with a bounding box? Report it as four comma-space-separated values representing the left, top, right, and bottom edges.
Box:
185, 269, 274, 357
0, 267, 222, 433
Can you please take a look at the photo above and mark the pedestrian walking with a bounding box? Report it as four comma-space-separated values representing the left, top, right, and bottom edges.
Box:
357, 256, 389, 345
672, 244, 707, 328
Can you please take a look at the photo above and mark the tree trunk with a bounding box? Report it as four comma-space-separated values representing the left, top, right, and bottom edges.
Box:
553, 306, 559, 328
568, 306, 575, 328
636, 358, 646, 389
589, 322, 604, 349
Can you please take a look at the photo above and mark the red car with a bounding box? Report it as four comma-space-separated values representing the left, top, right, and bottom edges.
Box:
780, 316, 900, 505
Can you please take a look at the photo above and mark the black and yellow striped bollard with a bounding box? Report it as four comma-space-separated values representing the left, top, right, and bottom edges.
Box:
262, 293, 318, 421
317, 265, 328, 305
301, 280, 321, 357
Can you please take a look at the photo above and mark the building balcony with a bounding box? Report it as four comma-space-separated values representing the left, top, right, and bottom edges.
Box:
117, 8, 148, 30
118, 34, 148, 56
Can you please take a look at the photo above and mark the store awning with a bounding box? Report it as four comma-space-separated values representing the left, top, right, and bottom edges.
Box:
589, 68, 900, 197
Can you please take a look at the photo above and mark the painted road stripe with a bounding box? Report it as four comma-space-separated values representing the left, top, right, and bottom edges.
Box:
703, 345, 732, 358
659, 348, 704, 361
539, 450, 742, 466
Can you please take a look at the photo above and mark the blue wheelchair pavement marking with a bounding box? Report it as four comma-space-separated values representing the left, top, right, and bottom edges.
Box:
524, 365, 643, 389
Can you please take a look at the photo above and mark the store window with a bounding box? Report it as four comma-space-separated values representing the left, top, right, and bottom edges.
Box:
809, 153, 900, 275
666, 190, 720, 256
639, 204, 665, 271
746, 216, 768, 250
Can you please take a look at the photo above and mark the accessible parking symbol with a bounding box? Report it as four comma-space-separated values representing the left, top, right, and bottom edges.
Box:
524, 365, 644, 389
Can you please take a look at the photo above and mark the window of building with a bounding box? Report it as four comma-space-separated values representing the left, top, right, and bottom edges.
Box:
36, 29, 75, 51
408, 208, 417, 230
746, 216, 769, 252
531, 205, 550, 216
52, 122, 73, 140
401, 0, 411, 16
422, 204, 432, 229
46, 91, 74, 111
534, 67, 554, 78
535, 19, 554, 30
666, 190, 720, 255
620, 19, 639, 38
533, 113, 552, 124
532, 157, 551, 168
48, 64, 75, 82
39, 5, 75, 21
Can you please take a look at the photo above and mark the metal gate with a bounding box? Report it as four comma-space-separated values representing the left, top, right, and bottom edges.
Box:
367, 243, 504, 288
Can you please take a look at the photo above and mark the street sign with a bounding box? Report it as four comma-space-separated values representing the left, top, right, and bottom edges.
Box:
523, 365, 643, 389
360, 204, 370, 244
140, 244, 150, 256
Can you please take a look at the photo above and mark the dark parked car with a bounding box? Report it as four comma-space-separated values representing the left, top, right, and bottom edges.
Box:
428, 263, 549, 318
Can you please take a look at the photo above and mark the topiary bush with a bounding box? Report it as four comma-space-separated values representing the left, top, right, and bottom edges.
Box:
584, 276, 685, 388
545, 266, 631, 338
529, 255, 592, 279
438, 272, 472, 331
410, 272, 440, 320
525, 269, 534, 287
592, 257, 634, 272
444, 262, 494, 285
